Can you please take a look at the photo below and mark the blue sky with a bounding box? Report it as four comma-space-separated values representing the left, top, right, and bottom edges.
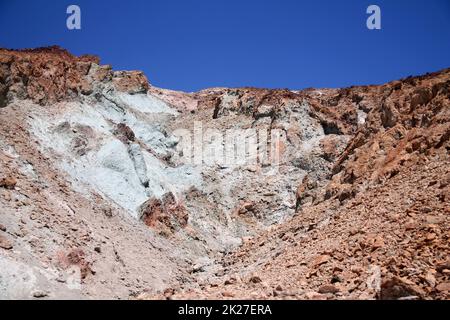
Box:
0, 0, 449, 92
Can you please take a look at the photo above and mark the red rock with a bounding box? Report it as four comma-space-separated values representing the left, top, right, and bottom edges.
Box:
436, 260, 450, 273
113, 70, 149, 94
436, 282, 450, 292
422, 271, 436, 288
56, 248, 92, 279
380, 277, 425, 300
222, 291, 235, 298
249, 275, 262, 284
114, 123, 136, 143
0, 235, 13, 250
237, 201, 256, 215
426, 233, 436, 241
312, 254, 330, 268
305, 292, 328, 300
372, 236, 385, 250
163, 288, 175, 299
318, 284, 340, 294
139, 192, 188, 235
0, 177, 16, 190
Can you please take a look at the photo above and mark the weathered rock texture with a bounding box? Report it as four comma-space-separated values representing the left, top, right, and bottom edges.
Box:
167, 69, 450, 300
0, 47, 448, 300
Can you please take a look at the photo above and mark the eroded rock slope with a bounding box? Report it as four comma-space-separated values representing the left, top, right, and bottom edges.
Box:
0, 47, 448, 300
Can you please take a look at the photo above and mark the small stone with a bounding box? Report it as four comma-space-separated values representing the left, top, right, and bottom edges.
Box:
318, 284, 340, 294
436, 260, 450, 272
163, 288, 175, 299
332, 266, 343, 273
249, 275, 262, 284
421, 206, 432, 213
305, 291, 327, 300
241, 236, 253, 244
425, 216, 441, 225
312, 254, 330, 268
208, 278, 221, 287
0, 224, 6, 232
0, 235, 13, 250
102, 207, 113, 218
32, 290, 48, 298
423, 270, 436, 288
2, 191, 11, 201
238, 202, 255, 215
371, 236, 385, 250
404, 219, 417, 230
380, 277, 425, 300
351, 266, 364, 275
222, 291, 235, 298
436, 282, 450, 292
224, 277, 236, 285
426, 233, 436, 241
0, 177, 16, 190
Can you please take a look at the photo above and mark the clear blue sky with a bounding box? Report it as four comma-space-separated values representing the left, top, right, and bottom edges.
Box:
0, 0, 449, 92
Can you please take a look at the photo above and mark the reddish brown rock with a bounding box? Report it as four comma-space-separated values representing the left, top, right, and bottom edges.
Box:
248, 275, 262, 284
0, 176, 16, 190
56, 248, 93, 280
305, 291, 328, 300
114, 123, 136, 143
113, 70, 149, 94
222, 291, 235, 298
312, 254, 331, 268
0, 46, 99, 106
139, 192, 188, 235
237, 201, 256, 215
436, 282, 450, 292
329, 68, 450, 200
318, 284, 340, 294
0, 234, 13, 250
380, 277, 425, 300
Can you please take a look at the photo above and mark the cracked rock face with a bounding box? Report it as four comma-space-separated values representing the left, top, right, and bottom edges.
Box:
0, 47, 449, 300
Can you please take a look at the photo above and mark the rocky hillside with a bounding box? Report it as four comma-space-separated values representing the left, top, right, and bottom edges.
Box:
0, 47, 448, 300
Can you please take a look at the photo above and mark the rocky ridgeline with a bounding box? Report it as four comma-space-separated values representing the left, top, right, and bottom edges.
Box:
0, 46, 149, 107
0, 47, 448, 300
